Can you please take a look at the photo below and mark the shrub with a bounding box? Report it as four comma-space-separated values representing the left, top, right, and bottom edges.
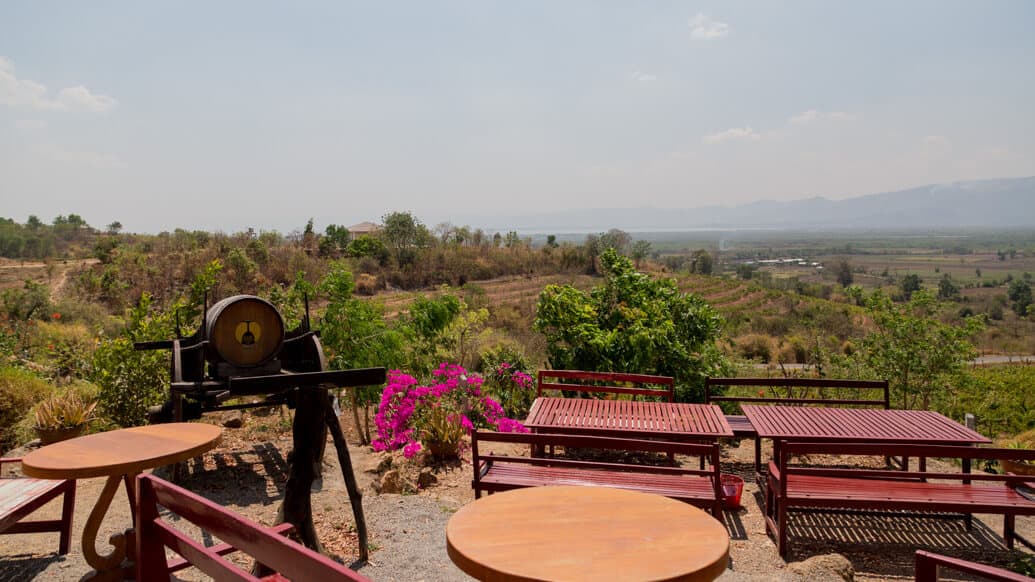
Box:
90, 294, 175, 427
372, 363, 528, 458
0, 366, 53, 452
484, 361, 535, 419
735, 334, 773, 363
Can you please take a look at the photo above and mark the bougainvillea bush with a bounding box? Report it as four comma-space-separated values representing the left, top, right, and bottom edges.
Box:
373, 362, 527, 458
485, 361, 535, 419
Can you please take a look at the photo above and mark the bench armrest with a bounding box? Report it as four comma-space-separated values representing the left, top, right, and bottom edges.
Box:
915, 550, 1034, 581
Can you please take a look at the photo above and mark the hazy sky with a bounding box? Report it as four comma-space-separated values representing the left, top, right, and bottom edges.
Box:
2, 1, 1034, 234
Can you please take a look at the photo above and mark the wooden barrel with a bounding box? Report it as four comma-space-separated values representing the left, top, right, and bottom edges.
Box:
205, 295, 284, 367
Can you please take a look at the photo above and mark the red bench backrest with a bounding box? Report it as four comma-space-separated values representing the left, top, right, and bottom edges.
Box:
135, 474, 370, 581
537, 370, 674, 401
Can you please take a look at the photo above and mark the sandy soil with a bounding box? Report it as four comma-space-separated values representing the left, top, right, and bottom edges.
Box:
1, 410, 1033, 581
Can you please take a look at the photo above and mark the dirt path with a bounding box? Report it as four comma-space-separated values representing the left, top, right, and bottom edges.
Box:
2, 413, 1033, 581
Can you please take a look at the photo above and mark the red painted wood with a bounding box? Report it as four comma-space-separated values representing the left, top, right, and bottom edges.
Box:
915, 550, 1035, 582
0, 458, 75, 555
472, 430, 723, 517
767, 442, 1032, 558
537, 370, 675, 401
525, 397, 733, 439
742, 406, 991, 444
135, 474, 369, 581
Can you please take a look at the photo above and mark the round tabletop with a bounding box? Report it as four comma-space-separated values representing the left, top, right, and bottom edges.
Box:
21, 423, 222, 480
446, 486, 729, 582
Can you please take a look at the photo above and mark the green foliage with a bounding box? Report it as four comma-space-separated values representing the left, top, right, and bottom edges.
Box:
320, 224, 351, 257
403, 293, 463, 375
1008, 279, 1032, 315
0, 366, 54, 452
2, 280, 51, 321
937, 274, 960, 300
849, 290, 983, 409
835, 259, 853, 287
318, 263, 406, 443
938, 366, 1035, 438
90, 294, 176, 427
690, 249, 714, 275
347, 235, 389, 264
381, 211, 430, 266
534, 248, 729, 402
899, 273, 922, 300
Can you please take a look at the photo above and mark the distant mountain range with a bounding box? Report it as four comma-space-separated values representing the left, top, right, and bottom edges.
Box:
465, 176, 1035, 232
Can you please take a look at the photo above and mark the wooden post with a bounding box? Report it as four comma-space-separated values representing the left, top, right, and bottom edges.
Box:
323, 394, 369, 561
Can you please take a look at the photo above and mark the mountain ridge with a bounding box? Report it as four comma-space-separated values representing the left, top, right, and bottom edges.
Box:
458, 176, 1035, 232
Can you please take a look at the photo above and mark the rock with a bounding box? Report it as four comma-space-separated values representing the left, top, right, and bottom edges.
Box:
221, 410, 244, 428
417, 467, 438, 489
787, 553, 854, 581
362, 453, 393, 474
377, 470, 404, 494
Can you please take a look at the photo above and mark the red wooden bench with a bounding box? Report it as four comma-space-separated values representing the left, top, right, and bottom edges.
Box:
915, 550, 1034, 581
765, 442, 1035, 558
537, 369, 674, 401
135, 473, 370, 581
705, 377, 890, 470
0, 457, 75, 555
471, 429, 723, 517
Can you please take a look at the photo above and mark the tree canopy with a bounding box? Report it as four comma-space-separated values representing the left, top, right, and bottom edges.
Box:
533, 248, 728, 402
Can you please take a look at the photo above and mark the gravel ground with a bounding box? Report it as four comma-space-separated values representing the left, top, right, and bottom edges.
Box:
2, 412, 1034, 581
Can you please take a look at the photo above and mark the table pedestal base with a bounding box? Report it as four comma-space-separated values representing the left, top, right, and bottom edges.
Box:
81, 473, 137, 581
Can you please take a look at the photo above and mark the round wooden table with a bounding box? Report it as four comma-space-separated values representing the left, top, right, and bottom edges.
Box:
446, 486, 729, 582
22, 423, 222, 581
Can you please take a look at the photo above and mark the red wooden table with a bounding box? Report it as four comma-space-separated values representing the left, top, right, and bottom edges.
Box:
741, 405, 991, 474
525, 397, 733, 439
741, 405, 990, 445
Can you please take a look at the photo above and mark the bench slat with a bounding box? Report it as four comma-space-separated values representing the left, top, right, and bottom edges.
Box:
481, 463, 717, 504
784, 473, 1035, 512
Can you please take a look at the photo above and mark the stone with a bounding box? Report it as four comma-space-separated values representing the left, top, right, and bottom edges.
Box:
377, 470, 404, 494
787, 553, 854, 581
417, 467, 438, 489
362, 452, 393, 474
221, 410, 244, 428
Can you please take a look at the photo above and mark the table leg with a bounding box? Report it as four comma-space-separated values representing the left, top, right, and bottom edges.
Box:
81, 473, 137, 581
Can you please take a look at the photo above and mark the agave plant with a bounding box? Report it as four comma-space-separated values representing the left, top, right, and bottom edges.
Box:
34, 392, 97, 430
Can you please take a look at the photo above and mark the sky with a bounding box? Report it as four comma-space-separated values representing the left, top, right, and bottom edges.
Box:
2, 1, 1034, 234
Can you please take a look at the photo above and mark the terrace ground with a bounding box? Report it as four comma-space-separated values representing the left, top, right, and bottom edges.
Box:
2, 410, 1033, 582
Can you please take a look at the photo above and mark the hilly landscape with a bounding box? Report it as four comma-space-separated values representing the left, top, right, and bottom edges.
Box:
464, 176, 1035, 233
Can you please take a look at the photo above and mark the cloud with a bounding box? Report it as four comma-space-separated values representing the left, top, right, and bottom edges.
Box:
14, 119, 47, 130
703, 126, 760, 144
57, 86, 118, 113
0, 56, 117, 113
631, 71, 657, 82
788, 110, 856, 124
689, 14, 729, 40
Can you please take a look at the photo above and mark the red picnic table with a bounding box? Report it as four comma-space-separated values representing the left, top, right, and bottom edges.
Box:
741, 405, 991, 473
524, 397, 733, 440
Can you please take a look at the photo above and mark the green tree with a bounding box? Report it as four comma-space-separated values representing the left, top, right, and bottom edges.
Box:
533, 248, 729, 402
835, 259, 853, 288
899, 273, 922, 300
318, 262, 405, 443
320, 224, 351, 257
1008, 279, 1033, 316
690, 250, 714, 275
854, 289, 983, 410
90, 294, 177, 426
937, 274, 960, 301
631, 240, 652, 267
380, 211, 429, 266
